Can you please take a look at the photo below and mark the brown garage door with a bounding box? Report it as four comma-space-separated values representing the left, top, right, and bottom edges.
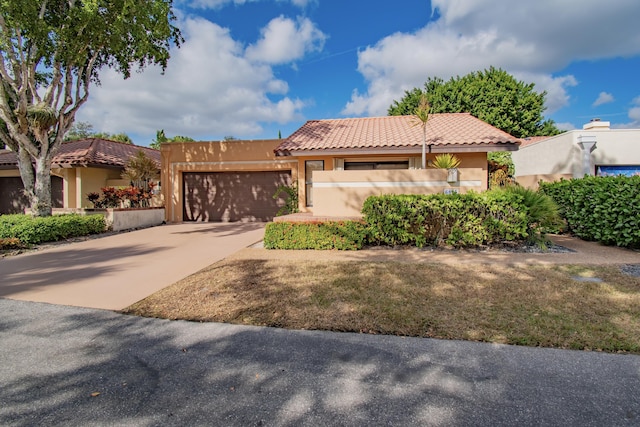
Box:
183, 171, 292, 222
0, 176, 63, 215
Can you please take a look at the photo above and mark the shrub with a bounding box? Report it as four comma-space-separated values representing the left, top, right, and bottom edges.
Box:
0, 214, 106, 245
362, 192, 533, 248
0, 237, 25, 250
87, 185, 155, 208
540, 176, 640, 248
497, 186, 564, 239
264, 189, 564, 251
272, 183, 299, 216
264, 221, 368, 250
431, 153, 461, 169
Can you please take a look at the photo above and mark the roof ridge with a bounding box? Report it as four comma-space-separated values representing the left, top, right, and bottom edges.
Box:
308, 112, 474, 123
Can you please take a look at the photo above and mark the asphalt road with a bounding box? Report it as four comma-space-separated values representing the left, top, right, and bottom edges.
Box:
1, 298, 639, 426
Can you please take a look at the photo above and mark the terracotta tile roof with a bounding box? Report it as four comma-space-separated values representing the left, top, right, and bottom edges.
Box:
275, 113, 520, 155
518, 135, 553, 147
0, 139, 160, 169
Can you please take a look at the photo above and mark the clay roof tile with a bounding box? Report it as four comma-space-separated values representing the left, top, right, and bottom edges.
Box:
275, 113, 520, 154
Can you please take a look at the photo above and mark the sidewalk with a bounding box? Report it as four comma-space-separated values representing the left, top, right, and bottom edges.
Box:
230, 234, 640, 266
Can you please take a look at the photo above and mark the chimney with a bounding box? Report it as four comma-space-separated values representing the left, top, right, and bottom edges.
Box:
583, 118, 610, 130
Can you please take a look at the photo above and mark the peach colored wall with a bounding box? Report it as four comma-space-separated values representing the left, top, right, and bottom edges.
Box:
74, 167, 122, 208
51, 168, 77, 209
4, 166, 125, 209
0, 170, 21, 177
515, 174, 573, 189
310, 153, 488, 217
292, 155, 337, 213
162, 140, 297, 222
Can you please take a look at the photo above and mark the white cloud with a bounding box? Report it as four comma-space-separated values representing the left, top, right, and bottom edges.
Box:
186, 0, 254, 9
288, 0, 313, 7
624, 96, 640, 127
555, 122, 577, 131
77, 16, 320, 140
186, 0, 309, 9
592, 92, 615, 107
613, 96, 640, 129
246, 16, 326, 64
513, 72, 578, 114
343, 0, 640, 117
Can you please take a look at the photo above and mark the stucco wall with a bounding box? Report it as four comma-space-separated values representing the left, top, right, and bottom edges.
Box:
162, 140, 297, 222
294, 153, 487, 214
106, 208, 165, 231
73, 167, 122, 208
0, 170, 21, 178
513, 128, 640, 187
311, 153, 488, 217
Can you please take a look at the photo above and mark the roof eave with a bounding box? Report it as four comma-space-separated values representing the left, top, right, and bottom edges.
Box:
276, 142, 520, 157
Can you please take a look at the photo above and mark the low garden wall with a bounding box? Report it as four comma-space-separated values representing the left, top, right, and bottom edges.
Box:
53, 207, 165, 231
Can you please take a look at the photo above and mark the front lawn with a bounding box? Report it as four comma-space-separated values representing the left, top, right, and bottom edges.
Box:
124, 259, 640, 354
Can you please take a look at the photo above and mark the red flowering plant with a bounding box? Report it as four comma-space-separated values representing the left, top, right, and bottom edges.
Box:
87, 184, 155, 208
86, 150, 159, 209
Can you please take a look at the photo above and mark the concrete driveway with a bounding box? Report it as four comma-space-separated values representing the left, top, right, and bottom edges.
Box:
0, 222, 265, 310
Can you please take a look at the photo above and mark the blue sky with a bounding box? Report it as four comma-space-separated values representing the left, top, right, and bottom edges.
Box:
77, 0, 640, 146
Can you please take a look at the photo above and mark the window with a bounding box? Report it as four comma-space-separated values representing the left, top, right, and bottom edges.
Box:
305, 160, 324, 207
344, 161, 409, 170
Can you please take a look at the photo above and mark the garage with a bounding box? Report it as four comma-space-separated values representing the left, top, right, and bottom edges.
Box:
183, 171, 292, 222
0, 176, 63, 214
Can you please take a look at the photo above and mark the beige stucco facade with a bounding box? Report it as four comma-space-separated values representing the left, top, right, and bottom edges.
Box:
161, 139, 298, 223
0, 169, 21, 178
162, 141, 490, 220
513, 122, 640, 188
294, 152, 488, 217
51, 166, 123, 209
1, 166, 129, 210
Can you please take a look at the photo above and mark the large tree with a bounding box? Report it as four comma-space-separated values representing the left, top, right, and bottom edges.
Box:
149, 129, 194, 149
0, 0, 181, 216
388, 67, 561, 138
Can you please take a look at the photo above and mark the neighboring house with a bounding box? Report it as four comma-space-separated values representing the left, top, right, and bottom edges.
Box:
161, 113, 520, 221
513, 120, 640, 188
0, 138, 160, 214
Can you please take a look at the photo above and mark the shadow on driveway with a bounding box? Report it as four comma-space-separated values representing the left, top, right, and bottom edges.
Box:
168, 221, 266, 237
0, 244, 169, 297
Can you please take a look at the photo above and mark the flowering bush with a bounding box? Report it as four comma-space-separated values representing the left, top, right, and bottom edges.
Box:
87, 182, 156, 208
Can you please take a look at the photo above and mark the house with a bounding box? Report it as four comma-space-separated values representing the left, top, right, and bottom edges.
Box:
512, 120, 640, 188
161, 113, 520, 221
0, 138, 160, 214
161, 139, 297, 222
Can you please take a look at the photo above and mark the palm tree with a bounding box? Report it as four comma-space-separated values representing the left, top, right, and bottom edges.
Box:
411, 94, 430, 169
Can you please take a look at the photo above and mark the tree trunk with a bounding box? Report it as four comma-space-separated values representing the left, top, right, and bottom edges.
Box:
15, 146, 36, 214
32, 155, 53, 216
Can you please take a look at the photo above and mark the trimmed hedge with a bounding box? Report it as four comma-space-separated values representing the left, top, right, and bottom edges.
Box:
362, 192, 534, 248
539, 176, 640, 248
265, 188, 561, 250
0, 214, 106, 245
264, 221, 368, 250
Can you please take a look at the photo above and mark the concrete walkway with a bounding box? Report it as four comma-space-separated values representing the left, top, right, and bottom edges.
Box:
0, 222, 266, 310
1, 298, 639, 426
231, 234, 640, 266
